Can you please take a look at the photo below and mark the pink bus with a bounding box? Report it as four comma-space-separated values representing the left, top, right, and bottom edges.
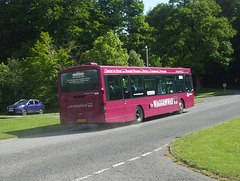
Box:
58, 63, 194, 124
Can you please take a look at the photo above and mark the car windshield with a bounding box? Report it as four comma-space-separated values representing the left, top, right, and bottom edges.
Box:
14, 100, 28, 106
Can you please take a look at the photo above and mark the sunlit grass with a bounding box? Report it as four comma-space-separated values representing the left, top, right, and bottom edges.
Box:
194, 100, 203, 104
171, 118, 240, 180
195, 88, 233, 98
0, 114, 73, 140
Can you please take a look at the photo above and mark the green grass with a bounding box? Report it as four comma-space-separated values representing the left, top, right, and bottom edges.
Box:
194, 88, 234, 104
194, 100, 203, 104
195, 88, 233, 98
171, 118, 240, 180
0, 114, 74, 140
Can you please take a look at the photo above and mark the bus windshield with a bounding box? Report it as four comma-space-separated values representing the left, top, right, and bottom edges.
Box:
60, 69, 98, 93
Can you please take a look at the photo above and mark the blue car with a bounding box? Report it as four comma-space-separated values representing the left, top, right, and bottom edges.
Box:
7, 99, 44, 116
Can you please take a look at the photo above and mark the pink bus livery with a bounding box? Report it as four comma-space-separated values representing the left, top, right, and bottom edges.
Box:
58, 63, 194, 124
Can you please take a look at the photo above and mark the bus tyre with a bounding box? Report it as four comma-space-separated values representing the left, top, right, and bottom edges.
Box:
22, 109, 27, 116
135, 106, 144, 123
178, 100, 184, 114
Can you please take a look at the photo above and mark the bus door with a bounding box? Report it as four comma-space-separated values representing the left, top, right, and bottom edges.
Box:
122, 75, 134, 121
184, 75, 194, 108
105, 75, 134, 122
165, 76, 179, 111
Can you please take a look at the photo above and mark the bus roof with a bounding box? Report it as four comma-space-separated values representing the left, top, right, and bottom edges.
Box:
59, 63, 191, 75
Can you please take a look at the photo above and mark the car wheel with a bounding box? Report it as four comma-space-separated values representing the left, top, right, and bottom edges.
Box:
178, 100, 184, 114
39, 109, 44, 114
135, 106, 144, 123
21, 109, 27, 116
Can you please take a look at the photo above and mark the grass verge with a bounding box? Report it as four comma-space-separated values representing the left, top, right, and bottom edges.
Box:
169, 118, 240, 180
194, 88, 234, 104
0, 114, 74, 140
195, 88, 233, 98
194, 100, 203, 104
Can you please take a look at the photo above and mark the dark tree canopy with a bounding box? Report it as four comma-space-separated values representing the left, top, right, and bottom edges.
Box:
0, 0, 239, 111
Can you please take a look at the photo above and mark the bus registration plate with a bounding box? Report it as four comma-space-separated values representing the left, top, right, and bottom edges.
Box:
76, 119, 86, 123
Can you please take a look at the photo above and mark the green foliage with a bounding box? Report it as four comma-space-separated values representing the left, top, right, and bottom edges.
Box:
215, 0, 239, 19
0, 0, 240, 108
146, 4, 176, 66
128, 50, 145, 67
37, 0, 104, 52
23, 32, 73, 105
98, 0, 152, 59
82, 30, 129, 66
147, 0, 236, 88
0, 0, 39, 61
98, 0, 145, 34
0, 58, 23, 101
230, 1, 240, 85
0, 0, 106, 62
0, 58, 24, 112
121, 15, 154, 59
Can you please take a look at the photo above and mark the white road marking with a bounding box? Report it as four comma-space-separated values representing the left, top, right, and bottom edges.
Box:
112, 162, 126, 168
154, 147, 162, 152
74, 175, 92, 181
128, 157, 140, 162
72, 144, 167, 180
141, 152, 152, 157
94, 168, 110, 175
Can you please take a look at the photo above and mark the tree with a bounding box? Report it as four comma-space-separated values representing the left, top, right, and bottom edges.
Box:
81, 30, 129, 66
0, 0, 40, 62
146, 4, 175, 67
147, 0, 236, 89
23, 32, 73, 105
0, 0, 105, 63
169, 0, 199, 7
0, 58, 23, 102
128, 50, 145, 66
98, 0, 153, 59
35, 0, 104, 52
230, 1, 240, 85
214, 0, 239, 19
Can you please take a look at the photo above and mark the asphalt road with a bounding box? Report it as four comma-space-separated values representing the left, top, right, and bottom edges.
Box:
1, 92, 240, 181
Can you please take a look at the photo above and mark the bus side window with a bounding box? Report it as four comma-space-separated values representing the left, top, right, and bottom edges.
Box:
144, 75, 156, 96
122, 76, 131, 99
105, 75, 123, 101
166, 76, 175, 94
185, 75, 193, 92
175, 75, 184, 93
156, 75, 166, 95
131, 75, 145, 97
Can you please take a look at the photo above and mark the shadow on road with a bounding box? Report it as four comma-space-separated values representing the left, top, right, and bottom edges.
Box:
5, 111, 188, 139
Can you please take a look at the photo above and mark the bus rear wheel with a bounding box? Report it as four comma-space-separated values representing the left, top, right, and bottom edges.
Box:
135, 106, 144, 123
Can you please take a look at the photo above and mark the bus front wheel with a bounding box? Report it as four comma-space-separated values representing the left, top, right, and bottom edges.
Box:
135, 106, 144, 123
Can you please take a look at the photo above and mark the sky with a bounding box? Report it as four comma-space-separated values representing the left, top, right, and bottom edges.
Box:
143, 0, 169, 14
